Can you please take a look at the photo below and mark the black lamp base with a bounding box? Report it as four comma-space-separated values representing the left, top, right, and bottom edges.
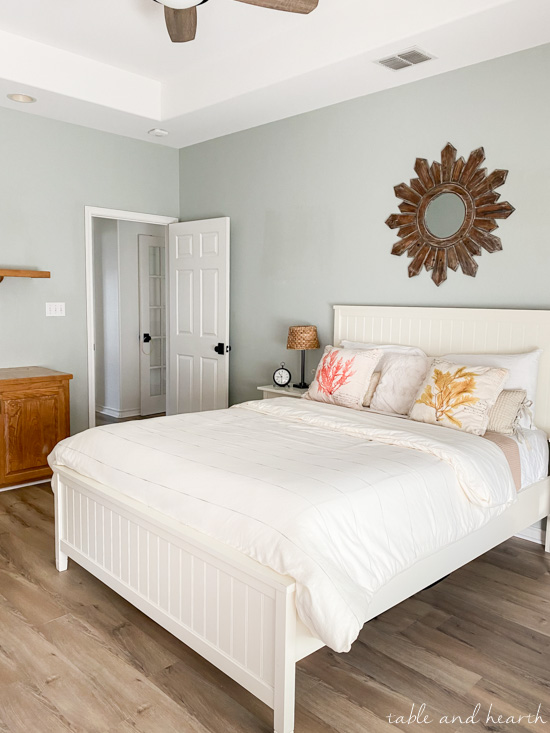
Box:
293, 350, 309, 391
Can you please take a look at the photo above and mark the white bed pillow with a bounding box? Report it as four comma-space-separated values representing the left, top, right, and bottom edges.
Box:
305, 346, 381, 410
443, 350, 541, 428
370, 354, 431, 415
340, 341, 426, 370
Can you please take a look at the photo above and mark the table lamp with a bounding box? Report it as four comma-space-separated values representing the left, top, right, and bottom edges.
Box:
287, 325, 320, 389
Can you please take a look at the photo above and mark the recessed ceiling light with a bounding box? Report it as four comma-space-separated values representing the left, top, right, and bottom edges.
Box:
148, 128, 169, 137
7, 93, 37, 104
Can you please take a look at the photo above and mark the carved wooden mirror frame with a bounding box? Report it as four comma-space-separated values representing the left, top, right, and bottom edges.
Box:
386, 143, 515, 286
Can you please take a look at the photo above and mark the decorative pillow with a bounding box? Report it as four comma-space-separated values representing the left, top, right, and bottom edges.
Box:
305, 346, 381, 410
409, 359, 509, 435
363, 372, 381, 407
443, 350, 541, 428
370, 354, 431, 415
487, 389, 528, 435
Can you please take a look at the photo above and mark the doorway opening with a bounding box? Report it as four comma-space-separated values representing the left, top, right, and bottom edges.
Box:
86, 208, 178, 428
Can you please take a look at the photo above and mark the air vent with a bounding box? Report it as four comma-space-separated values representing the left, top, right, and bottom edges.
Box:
376, 47, 434, 71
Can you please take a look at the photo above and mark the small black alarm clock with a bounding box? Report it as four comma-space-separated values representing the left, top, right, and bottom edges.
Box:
273, 362, 291, 388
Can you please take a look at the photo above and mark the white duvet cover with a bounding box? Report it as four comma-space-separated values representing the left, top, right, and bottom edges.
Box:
49, 398, 517, 653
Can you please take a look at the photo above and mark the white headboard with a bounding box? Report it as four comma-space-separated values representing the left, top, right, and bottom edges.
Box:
334, 305, 550, 437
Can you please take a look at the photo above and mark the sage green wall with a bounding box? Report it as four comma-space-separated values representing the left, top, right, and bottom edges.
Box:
0, 108, 179, 433
1, 44, 548, 433
179, 43, 550, 406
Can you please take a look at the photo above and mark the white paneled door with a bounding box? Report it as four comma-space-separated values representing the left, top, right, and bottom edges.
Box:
167, 218, 230, 415
138, 235, 167, 416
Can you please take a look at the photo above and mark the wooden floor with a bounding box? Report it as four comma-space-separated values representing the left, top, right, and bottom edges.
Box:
0, 485, 549, 733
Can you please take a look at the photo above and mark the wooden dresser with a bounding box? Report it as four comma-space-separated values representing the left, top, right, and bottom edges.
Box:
0, 367, 72, 490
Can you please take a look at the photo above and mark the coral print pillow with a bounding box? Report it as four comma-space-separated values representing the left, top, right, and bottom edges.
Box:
305, 346, 381, 410
409, 359, 508, 435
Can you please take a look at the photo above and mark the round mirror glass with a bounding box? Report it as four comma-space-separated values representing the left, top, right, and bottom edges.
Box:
425, 192, 466, 239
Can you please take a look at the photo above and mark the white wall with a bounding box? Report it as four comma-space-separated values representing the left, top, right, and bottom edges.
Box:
93, 219, 166, 418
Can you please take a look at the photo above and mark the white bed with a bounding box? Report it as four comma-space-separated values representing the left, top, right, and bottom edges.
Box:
51, 306, 550, 733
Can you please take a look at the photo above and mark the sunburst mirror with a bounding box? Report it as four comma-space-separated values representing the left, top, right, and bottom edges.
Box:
386, 143, 515, 286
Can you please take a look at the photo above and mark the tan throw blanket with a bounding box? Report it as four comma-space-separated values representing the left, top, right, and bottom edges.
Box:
483, 431, 521, 491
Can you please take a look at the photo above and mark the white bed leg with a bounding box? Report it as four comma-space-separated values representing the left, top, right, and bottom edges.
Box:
545, 517, 550, 554
52, 474, 68, 572
273, 590, 296, 733
56, 548, 69, 572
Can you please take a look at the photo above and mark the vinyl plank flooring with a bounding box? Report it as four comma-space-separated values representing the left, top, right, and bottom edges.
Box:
0, 484, 549, 733
468, 677, 549, 732
401, 620, 550, 721
456, 558, 550, 600
0, 683, 74, 733
447, 567, 550, 614
151, 660, 273, 733
40, 614, 209, 732
482, 541, 549, 579
342, 638, 500, 732
0, 599, 125, 731
299, 647, 436, 732
0, 567, 67, 626
421, 579, 550, 638
76, 601, 180, 678
357, 624, 482, 694
438, 615, 550, 683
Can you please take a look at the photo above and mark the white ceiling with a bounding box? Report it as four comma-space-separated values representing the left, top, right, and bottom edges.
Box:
0, 0, 548, 148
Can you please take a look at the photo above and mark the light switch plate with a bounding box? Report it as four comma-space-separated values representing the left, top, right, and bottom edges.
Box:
46, 302, 66, 317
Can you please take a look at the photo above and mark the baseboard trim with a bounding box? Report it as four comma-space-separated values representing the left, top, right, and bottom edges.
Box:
0, 479, 50, 493
96, 406, 141, 420
515, 522, 547, 545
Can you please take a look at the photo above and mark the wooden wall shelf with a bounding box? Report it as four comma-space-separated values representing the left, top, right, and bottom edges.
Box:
0, 269, 50, 283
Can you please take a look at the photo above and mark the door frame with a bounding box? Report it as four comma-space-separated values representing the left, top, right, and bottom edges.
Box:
85, 206, 178, 429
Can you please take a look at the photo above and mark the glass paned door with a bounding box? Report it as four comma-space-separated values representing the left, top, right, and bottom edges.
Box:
139, 235, 166, 415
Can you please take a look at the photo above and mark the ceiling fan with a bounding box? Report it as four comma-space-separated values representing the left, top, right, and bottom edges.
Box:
155, 0, 319, 43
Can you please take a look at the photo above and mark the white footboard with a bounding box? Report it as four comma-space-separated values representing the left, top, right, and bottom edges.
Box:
52, 468, 305, 733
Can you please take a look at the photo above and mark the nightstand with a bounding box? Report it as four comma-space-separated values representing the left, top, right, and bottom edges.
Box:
257, 385, 308, 400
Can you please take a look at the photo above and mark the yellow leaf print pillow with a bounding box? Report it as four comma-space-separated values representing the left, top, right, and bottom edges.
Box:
409, 359, 509, 435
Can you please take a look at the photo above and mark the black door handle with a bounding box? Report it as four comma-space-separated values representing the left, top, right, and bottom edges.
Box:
214, 343, 232, 355
143, 333, 151, 343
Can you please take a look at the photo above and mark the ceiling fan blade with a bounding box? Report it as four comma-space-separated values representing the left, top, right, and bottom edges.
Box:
164, 6, 197, 42
234, 0, 318, 14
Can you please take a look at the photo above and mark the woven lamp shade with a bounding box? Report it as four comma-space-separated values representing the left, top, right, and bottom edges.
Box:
287, 325, 320, 351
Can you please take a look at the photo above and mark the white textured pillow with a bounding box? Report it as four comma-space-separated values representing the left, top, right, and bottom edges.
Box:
340, 341, 427, 370
370, 354, 431, 415
409, 359, 508, 435
306, 346, 381, 410
443, 350, 541, 428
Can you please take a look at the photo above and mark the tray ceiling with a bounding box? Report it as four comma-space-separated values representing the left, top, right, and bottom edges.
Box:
0, 0, 548, 148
